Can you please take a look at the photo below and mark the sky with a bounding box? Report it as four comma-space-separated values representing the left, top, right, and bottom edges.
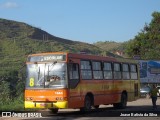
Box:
0, 0, 160, 44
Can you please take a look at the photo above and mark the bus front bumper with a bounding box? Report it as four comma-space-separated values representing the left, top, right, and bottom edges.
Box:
24, 101, 68, 109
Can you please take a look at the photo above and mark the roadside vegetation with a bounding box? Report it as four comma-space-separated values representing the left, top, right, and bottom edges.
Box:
125, 12, 160, 59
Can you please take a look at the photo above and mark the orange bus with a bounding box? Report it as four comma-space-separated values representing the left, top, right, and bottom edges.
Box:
25, 52, 140, 113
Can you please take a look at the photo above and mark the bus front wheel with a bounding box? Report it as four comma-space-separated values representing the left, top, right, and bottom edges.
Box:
80, 96, 92, 112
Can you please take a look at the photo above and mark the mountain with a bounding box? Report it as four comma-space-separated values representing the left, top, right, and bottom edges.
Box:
0, 18, 102, 53
0, 18, 126, 77
0, 18, 104, 76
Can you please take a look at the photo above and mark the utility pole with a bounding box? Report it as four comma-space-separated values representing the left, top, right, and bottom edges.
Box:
43, 34, 48, 42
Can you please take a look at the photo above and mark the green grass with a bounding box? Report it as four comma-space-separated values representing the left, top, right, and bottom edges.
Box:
0, 101, 39, 111
0, 101, 24, 111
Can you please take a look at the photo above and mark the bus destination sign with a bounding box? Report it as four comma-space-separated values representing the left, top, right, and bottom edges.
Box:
28, 55, 66, 62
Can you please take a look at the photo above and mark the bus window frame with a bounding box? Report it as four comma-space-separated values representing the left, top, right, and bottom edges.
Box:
103, 62, 113, 80
68, 63, 80, 89
113, 62, 122, 80
130, 64, 138, 80
92, 61, 103, 80
80, 60, 93, 80
122, 63, 130, 80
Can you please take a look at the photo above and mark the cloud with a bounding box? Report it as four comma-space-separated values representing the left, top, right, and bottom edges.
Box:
0, 1, 19, 9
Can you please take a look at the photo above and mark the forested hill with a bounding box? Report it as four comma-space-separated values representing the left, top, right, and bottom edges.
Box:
94, 41, 124, 53
93, 41, 129, 57
0, 18, 103, 76
0, 18, 102, 54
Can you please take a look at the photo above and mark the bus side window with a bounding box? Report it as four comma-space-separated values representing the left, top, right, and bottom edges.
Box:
130, 64, 138, 80
122, 64, 130, 80
69, 63, 80, 89
69, 63, 79, 79
103, 62, 113, 79
113, 63, 122, 79
92, 61, 103, 79
81, 60, 92, 80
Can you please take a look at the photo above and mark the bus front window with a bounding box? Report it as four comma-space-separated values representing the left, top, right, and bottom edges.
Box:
26, 63, 67, 89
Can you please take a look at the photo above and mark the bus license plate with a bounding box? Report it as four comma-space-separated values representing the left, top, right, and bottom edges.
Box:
40, 103, 48, 107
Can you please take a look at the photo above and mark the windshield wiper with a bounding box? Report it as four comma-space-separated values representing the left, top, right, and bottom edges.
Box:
38, 67, 40, 82
37, 66, 44, 86
47, 61, 57, 78
44, 62, 57, 88
44, 62, 59, 87
44, 63, 46, 88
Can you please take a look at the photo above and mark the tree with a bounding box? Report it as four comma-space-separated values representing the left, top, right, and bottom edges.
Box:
126, 11, 160, 59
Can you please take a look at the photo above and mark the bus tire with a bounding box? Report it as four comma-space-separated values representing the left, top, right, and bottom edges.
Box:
113, 93, 127, 109
94, 105, 99, 109
80, 95, 92, 112
49, 108, 58, 114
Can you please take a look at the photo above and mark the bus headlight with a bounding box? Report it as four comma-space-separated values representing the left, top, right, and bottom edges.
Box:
26, 97, 33, 101
56, 97, 67, 101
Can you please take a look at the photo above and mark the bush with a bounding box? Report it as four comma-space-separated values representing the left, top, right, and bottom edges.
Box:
0, 81, 11, 104
0, 70, 25, 111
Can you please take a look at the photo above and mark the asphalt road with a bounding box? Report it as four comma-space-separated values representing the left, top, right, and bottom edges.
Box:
1, 98, 160, 120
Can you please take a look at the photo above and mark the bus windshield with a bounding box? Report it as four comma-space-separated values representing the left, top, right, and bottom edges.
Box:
26, 62, 67, 89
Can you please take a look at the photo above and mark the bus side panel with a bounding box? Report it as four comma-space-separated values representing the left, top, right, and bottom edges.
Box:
68, 81, 106, 108
128, 80, 140, 101
112, 79, 140, 103
68, 85, 84, 108
112, 80, 133, 103
81, 81, 105, 105
112, 80, 122, 103
128, 80, 135, 101
102, 80, 116, 105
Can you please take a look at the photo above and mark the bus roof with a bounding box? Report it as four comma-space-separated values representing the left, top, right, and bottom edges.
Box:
27, 52, 138, 64
27, 52, 68, 57
68, 53, 138, 64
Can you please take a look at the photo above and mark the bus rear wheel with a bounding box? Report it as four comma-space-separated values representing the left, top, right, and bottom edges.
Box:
80, 96, 92, 112
113, 93, 127, 109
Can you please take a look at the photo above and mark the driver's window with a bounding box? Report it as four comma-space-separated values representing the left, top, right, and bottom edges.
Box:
69, 63, 79, 79
68, 63, 80, 89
